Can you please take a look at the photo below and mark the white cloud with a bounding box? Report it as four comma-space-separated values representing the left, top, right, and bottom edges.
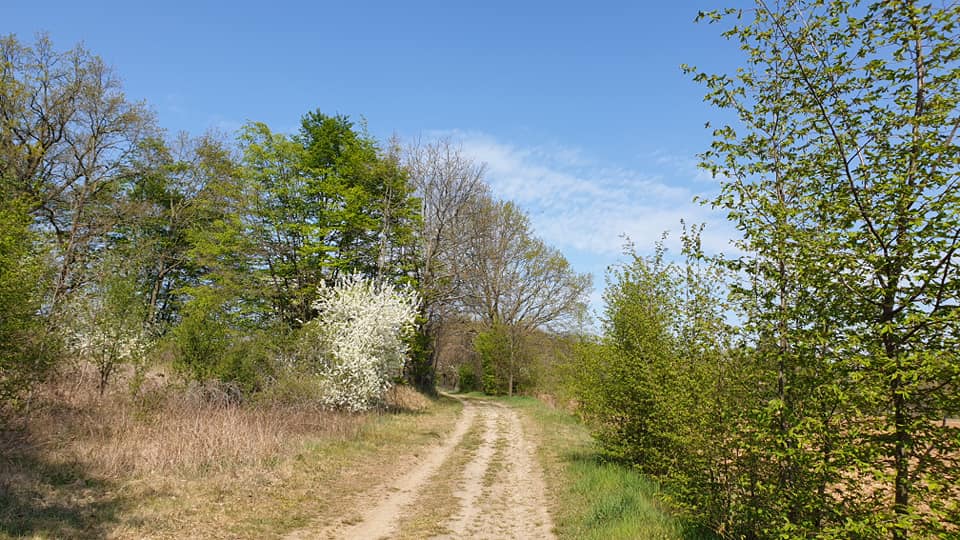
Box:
445, 131, 737, 258
425, 130, 741, 320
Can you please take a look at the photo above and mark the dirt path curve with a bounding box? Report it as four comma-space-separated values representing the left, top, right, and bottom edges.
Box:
285, 394, 555, 540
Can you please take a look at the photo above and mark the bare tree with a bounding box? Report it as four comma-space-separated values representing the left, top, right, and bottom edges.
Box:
459, 199, 590, 395
0, 34, 156, 311
404, 138, 489, 389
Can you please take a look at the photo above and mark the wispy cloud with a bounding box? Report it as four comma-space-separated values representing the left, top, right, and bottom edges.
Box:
442, 130, 737, 257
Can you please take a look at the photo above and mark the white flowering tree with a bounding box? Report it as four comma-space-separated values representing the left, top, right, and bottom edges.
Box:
65, 272, 151, 396
305, 275, 420, 411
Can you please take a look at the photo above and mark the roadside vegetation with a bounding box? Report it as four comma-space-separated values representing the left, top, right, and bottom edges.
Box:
3, 0, 960, 538
499, 395, 715, 540
566, 2, 960, 538
0, 365, 458, 539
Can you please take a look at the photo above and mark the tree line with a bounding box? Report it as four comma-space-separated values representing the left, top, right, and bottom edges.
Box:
0, 33, 590, 411
570, 1, 959, 538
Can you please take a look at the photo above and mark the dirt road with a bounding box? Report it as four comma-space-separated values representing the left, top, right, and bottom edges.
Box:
285, 395, 555, 540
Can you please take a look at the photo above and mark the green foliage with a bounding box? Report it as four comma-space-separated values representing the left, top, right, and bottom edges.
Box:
403, 317, 436, 394
575, 241, 678, 466
65, 255, 152, 395
168, 290, 275, 394
456, 362, 479, 393
571, 233, 762, 535
118, 134, 227, 331
505, 395, 714, 540
296, 112, 421, 283
0, 196, 53, 407
472, 323, 537, 395
684, 1, 960, 536
169, 292, 231, 383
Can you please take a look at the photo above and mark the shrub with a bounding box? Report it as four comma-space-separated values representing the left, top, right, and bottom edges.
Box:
169, 292, 278, 395
170, 293, 230, 383
297, 275, 419, 411
0, 197, 54, 407
65, 268, 151, 395
457, 363, 478, 392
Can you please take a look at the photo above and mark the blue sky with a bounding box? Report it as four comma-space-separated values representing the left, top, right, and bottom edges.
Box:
7, 0, 748, 320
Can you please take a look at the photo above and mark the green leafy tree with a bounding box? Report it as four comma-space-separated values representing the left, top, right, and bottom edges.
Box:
567, 227, 757, 536
0, 195, 53, 407
118, 134, 229, 330
297, 112, 420, 282
0, 34, 156, 312
571, 232, 755, 534
473, 323, 516, 395
237, 122, 320, 325
691, 1, 960, 536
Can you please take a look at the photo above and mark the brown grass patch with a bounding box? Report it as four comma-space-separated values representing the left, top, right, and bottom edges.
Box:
0, 362, 455, 539
384, 384, 433, 412
3, 364, 366, 479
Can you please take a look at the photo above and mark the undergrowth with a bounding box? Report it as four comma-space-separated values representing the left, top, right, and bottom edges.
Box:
498, 395, 716, 540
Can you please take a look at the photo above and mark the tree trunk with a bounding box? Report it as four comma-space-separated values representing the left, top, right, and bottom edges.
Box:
507, 331, 515, 397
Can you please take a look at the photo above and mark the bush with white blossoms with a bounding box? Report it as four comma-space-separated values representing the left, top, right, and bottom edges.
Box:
305, 274, 420, 412
65, 286, 151, 396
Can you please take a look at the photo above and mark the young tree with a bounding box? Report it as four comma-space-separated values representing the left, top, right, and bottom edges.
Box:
571, 231, 751, 533
65, 255, 150, 395
692, 1, 960, 535
0, 194, 53, 407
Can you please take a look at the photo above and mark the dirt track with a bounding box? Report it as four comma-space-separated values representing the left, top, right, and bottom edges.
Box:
285, 395, 555, 540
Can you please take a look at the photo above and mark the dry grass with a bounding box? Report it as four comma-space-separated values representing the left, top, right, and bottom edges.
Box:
384, 384, 433, 412
4, 364, 365, 479
0, 363, 458, 539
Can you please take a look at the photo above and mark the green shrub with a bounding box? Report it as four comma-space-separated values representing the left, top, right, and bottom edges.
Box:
170, 296, 229, 382
170, 293, 278, 396
457, 363, 478, 392
473, 324, 513, 395
0, 197, 55, 407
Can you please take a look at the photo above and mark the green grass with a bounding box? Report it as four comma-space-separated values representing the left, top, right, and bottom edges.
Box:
495, 395, 717, 540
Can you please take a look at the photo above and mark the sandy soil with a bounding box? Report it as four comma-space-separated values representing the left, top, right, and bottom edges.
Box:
285, 395, 555, 540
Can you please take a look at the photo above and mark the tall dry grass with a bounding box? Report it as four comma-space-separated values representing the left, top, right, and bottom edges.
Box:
2, 362, 369, 480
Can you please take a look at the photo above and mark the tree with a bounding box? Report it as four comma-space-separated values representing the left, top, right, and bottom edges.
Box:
297, 112, 420, 282
459, 199, 591, 395
404, 138, 489, 391
570, 231, 751, 533
236, 121, 318, 325
0, 194, 53, 407
65, 253, 150, 395
692, 1, 960, 536
297, 275, 420, 411
117, 133, 229, 330
0, 34, 156, 312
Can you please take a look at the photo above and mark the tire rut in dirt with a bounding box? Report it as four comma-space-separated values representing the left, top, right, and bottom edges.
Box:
285, 399, 477, 540
433, 400, 554, 540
